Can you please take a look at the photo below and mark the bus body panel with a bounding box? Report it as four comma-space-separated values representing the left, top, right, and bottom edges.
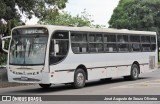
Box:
49, 52, 157, 84
50, 65, 74, 84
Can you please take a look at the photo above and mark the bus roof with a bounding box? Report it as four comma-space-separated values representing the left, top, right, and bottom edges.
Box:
13, 25, 157, 35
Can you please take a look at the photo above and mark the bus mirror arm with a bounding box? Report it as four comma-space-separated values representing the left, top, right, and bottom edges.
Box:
1, 36, 11, 53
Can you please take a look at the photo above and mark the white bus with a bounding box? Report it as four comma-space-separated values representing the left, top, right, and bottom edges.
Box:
2, 25, 158, 89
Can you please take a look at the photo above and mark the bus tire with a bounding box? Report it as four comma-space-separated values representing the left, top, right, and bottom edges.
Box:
73, 68, 86, 89
130, 64, 139, 80
124, 64, 139, 80
124, 64, 140, 80
39, 84, 51, 89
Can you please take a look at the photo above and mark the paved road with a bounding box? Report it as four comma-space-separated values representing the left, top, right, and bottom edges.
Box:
1, 69, 160, 104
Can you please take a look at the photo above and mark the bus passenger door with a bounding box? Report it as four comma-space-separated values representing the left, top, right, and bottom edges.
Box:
49, 31, 70, 83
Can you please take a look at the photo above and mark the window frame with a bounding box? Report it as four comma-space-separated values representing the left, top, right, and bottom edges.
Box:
70, 31, 157, 54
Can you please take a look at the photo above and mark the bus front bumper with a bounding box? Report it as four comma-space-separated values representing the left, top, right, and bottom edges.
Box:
8, 71, 51, 84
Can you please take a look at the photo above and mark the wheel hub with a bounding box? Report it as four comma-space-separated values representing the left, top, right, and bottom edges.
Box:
133, 67, 138, 78
77, 73, 84, 85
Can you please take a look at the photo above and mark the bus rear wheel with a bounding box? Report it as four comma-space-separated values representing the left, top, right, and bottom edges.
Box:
39, 84, 51, 89
124, 64, 139, 80
73, 68, 86, 89
130, 64, 139, 80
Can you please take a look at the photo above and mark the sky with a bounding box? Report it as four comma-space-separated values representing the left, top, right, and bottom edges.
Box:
25, 0, 120, 27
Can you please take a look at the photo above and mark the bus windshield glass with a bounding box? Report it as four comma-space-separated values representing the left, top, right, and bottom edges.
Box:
9, 27, 48, 65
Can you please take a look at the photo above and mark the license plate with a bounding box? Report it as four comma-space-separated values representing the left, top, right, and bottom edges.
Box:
21, 76, 28, 81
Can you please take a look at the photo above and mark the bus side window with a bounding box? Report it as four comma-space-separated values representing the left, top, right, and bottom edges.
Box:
130, 35, 141, 52
104, 34, 117, 52
71, 32, 88, 53
104, 43, 117, 52
141, 36, 151, 52
117, 35, 129, 52
151, 36, 156, 51
88, 33, 103, 53
132, 44, 140, 51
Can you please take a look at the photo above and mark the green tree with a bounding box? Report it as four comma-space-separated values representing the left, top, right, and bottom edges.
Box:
39, 10, 102, 27
0, 0, 68, 65
109, 0, 160, 33
0, 0, 68, 35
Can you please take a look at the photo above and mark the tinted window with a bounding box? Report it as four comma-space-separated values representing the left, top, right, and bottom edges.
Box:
104, 43, 117, 52
151, 44, 156, 51
71, 33, 87, 42
53, 32, 69, 39
141, 36, 150, 43
72, 43, 88, 53
89, 43, 103, 52
150, 36, 156, 51
117, 35, 128, 42
71, 32, 156, 53
50, 31, 69, 64
104, 34, 116, 42
89, 34, 95, 42
130, 36, 140, 42
118, 44, 129, 52
88, 33, 103, 53
71, 32, 88, 53
131, 43, 141, 51
141, 44, 151, 52
130, 35, 141, 52
151, 36, 156, 43
96, 34, 103, 42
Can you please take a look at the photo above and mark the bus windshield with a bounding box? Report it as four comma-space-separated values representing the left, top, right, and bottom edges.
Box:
9, 28, 48, 65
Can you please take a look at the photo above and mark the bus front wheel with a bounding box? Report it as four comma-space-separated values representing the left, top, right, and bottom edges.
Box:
73, 68, 86, 89
39, 84, 51, 89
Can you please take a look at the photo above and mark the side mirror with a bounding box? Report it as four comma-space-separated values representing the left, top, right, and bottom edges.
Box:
1, 36, 11, 53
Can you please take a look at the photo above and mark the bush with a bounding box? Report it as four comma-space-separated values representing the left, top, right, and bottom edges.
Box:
0, 69, 8, 81
0, 53, 7, 66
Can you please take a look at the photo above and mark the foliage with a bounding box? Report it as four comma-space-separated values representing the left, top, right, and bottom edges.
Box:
0, 0, 68, 65
109, 0, 160, 33
0, 0, 68, 35
0, 0, 68, 21
0, 53, 7, 66
0, 0, 68, 49
39, 10, 102, 27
